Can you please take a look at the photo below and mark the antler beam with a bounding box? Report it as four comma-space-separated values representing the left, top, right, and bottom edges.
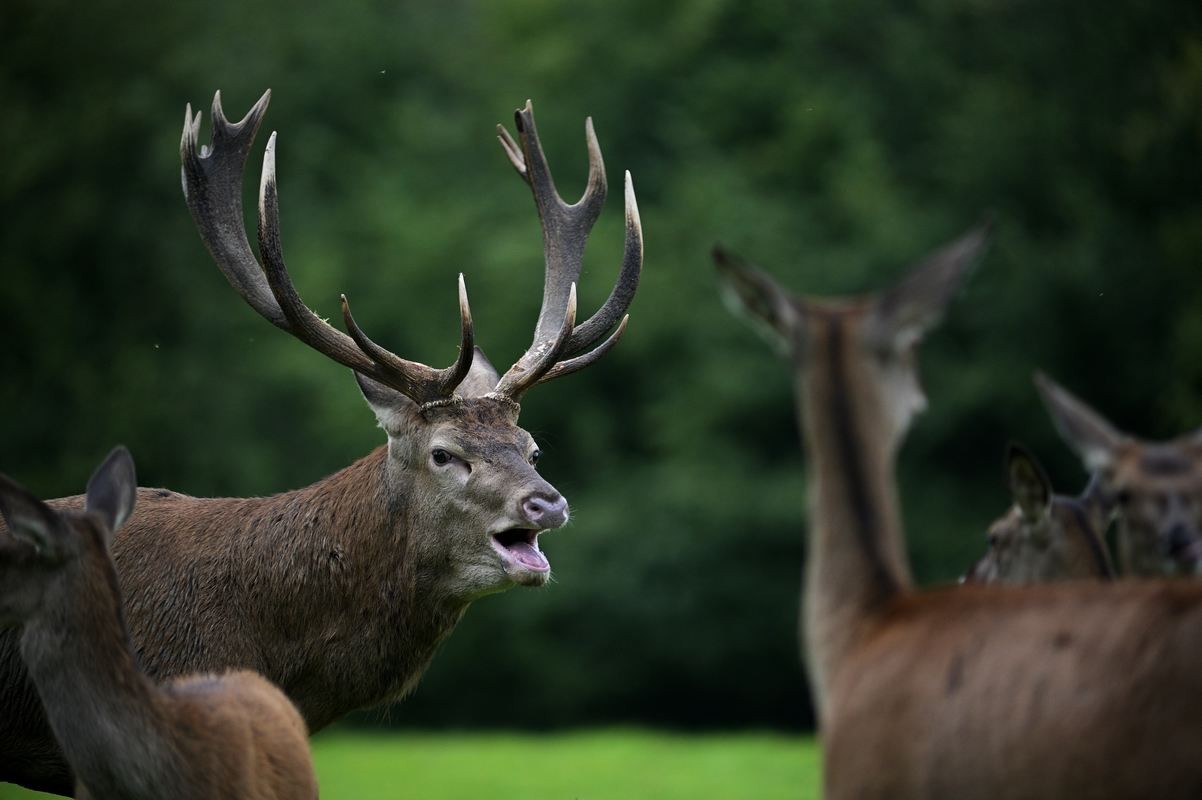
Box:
492, 100, 643, 400
181, 90, 473, 405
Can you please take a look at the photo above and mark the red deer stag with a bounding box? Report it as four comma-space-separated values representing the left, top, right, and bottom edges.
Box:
961, 443, 1113, 584
0, 448, 317, 800
0, 91, 641, 795
1037, 373, 1202, 576
716, 225, 1202, 799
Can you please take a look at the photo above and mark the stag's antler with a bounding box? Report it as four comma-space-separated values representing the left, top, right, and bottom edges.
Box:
492, 100, 643, 400
180, 90, 474, 405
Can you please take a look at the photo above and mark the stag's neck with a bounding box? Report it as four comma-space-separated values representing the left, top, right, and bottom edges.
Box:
202, 447, 465, 721
20, 538, 173, 799
798, 319, 913, 716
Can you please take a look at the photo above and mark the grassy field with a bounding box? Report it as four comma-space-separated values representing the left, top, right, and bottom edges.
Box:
0, 729, 819, 799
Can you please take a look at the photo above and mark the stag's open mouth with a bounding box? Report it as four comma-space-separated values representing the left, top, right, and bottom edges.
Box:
491, 528, 550, 575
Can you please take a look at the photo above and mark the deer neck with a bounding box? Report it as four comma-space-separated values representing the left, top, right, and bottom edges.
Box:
20, 533, 173, 798
796, 317, 913, 715
224, 446, 469, 720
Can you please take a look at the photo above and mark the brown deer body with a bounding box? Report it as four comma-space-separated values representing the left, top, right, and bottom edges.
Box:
962, 444, 1114, 584
0, 92, 642, 795
0, 448, 317, 800
717, 227, 1202, 799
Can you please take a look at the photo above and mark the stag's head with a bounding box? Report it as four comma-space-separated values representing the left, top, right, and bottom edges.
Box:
964, 443, 1113, 584
0, 448, 137, 626
714, 223, 991, 452
1036, 374, 1202, 576
180, 92, 641, 597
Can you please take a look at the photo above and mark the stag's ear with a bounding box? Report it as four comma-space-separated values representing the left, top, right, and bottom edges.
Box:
0, 473, 67, 560
85, 447, 137, 545
1006, 443, 1052, 522
456, 347, 501, 398
1034, 372, 1124, 473
869, 220, 992, 349
355, 372, 420, 435
714, 246, 802, 353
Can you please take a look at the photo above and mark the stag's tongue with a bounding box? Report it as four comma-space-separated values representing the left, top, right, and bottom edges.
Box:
508, 540, 550, 572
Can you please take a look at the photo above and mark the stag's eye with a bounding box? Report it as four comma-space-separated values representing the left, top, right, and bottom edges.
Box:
530, 449, 541, 466
1116, 489, 1132, 507
431, 449, 452, 466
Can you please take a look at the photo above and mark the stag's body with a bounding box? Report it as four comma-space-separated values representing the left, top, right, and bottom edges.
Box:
0, 450, 317, 800
0, 91, 642, 796
718, 227, 1202, 799
3, 449, 449, 735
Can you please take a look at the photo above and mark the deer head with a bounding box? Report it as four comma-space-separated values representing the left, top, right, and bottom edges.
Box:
0, 448, 137, 627
1036, 373, 1202, 576
715, 223, 992, 457
180, 92, 641, 597
964, 443, 1114, 584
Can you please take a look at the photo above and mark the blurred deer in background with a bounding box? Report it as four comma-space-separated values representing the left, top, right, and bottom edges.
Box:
717, 224, 1202, 799
1037, 374, 1202, 577
0, 91, 642, 795
0, 448, 317, 800
961, 443, 1113, 584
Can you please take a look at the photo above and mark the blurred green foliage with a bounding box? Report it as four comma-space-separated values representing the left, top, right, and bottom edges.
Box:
2, 0, 1200, 731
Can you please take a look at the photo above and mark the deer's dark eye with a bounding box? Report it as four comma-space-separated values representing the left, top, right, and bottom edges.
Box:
1116, 489, 1132, 507
431, 449, 452, 466
530, 449, 542, 466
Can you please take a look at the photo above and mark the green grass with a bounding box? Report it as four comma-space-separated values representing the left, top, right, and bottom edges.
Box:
0, 729, 819, 799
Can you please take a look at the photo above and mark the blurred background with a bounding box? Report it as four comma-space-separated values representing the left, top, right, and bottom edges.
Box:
2, 0, 1201, 744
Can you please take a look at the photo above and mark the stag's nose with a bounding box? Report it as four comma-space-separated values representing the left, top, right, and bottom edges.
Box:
522, 492, 569, 529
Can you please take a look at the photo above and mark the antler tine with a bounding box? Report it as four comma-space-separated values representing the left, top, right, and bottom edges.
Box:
496, 124, 527, 182
493, 284, 578, 401
536, 313, 629, 386
181, 89, 284, 327
256, 132, 474, 404
561, 170, 643, 358
339, 276, 474, 400
440, 273, 478, 394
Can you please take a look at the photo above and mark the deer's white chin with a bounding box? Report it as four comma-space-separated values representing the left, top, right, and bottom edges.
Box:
490, 529, 551, 586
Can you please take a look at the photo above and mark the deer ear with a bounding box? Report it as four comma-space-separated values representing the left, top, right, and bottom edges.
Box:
85, 446, 137, 543
456, 347, 501, 398
714, 245, 802, 353
0, 473, 66, 559
1006, 443, 1052, 521
1034, 372, 1124, 473
355, 372, 420, 435
869, 220, 992, 349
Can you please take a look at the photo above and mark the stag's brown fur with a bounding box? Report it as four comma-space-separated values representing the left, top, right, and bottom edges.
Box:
718, 225, 1202, 799
0, 450, 317, 800
0, 403, 537, 794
